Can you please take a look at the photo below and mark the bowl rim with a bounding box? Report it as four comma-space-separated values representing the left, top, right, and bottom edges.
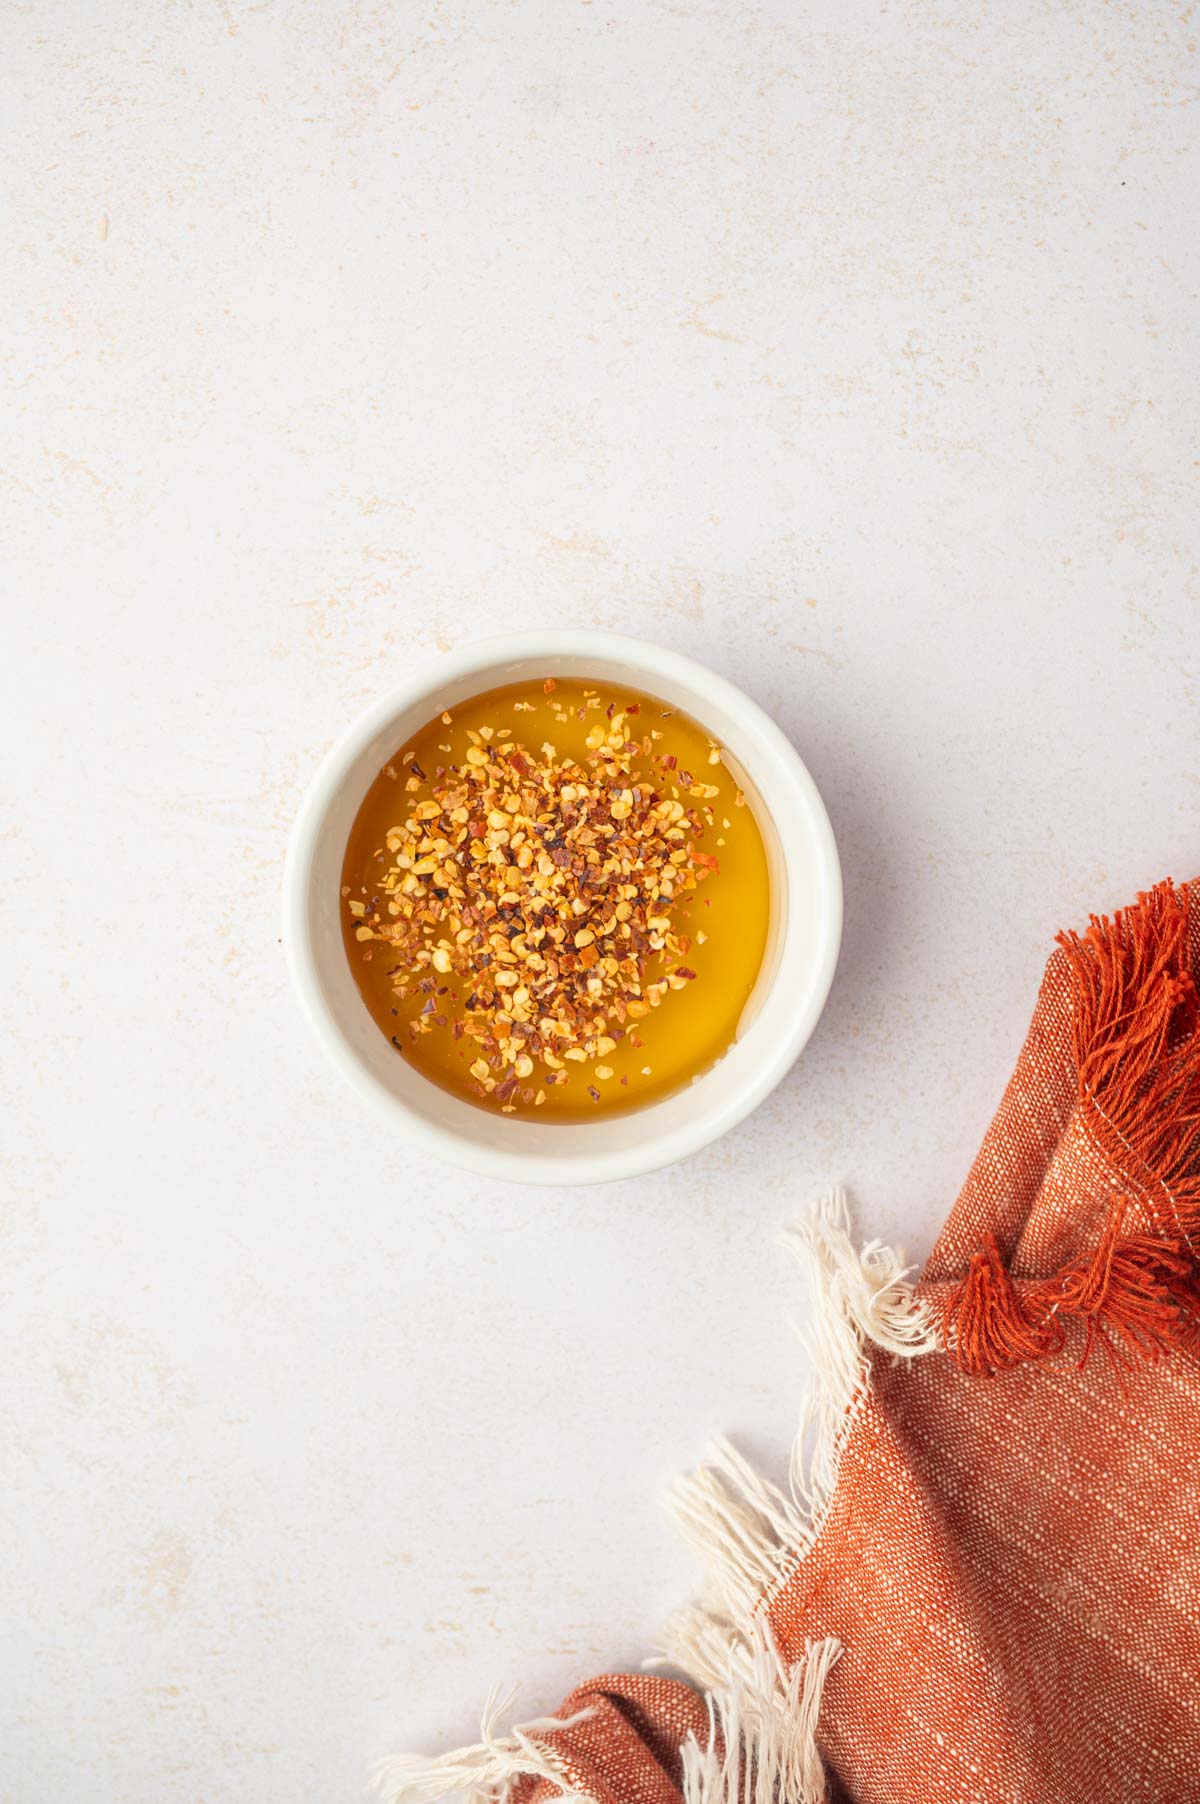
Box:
282, 629, 842, 1184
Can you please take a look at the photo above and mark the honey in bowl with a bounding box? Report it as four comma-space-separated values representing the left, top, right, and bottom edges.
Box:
340, 678, 770, 1120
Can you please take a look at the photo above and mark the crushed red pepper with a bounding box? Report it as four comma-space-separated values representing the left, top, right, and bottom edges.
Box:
350, 703, 720, 1104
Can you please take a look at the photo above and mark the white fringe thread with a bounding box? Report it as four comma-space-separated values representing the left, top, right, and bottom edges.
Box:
371, 1688, 600, 1804
679, 1623, 843, 1804
659, 1188, 936, 1801
375, 1191, 934, 1804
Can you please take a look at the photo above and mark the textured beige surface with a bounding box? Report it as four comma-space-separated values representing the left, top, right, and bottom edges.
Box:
3, 3, 1199, 1800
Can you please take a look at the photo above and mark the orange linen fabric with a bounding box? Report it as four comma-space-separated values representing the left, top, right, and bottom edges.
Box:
521, 1679, 712, 1804
515, 879, 1200, 1803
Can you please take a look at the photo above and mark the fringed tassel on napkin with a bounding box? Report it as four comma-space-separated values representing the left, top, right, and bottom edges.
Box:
679, 1626, 842, 1804
371, 1692, 600, 1804
376, 1193, 935, 1804
658, 1190, 935, 1801
663, 1191, 934, 1658
944, 879, 1200, 1376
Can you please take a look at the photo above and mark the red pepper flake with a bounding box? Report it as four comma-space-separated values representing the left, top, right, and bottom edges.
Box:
364, 690, 720, 1111
626, 702, 640, 715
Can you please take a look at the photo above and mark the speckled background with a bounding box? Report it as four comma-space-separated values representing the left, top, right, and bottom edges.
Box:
4, 3, 1198, 1799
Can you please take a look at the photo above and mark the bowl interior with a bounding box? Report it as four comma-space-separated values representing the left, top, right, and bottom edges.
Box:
293, 644, 839, 1178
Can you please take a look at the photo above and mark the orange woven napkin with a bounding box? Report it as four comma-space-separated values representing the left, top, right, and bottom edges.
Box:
378, 879, 1200, 1804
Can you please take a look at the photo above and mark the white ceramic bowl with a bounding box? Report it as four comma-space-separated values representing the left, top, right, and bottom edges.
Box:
283, 631, 841, 1185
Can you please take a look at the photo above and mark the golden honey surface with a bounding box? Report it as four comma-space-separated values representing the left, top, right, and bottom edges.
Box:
341, 678, 770, 1119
